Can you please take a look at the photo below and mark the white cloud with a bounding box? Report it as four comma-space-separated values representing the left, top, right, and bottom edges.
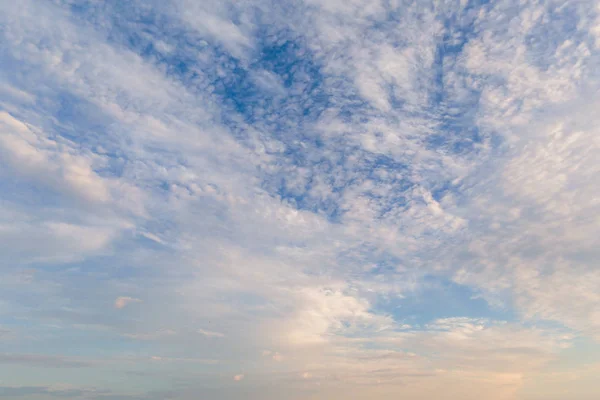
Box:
0, 208, 122, 264
197, 329, 225, 338
442, 0, 600, 341
175, 0, 253, 59
124, 329, 176, 340
0, 112, 110, 203
285, 285, 393, 345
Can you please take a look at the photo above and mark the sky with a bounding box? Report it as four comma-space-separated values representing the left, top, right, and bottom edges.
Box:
1, 0, 600, 399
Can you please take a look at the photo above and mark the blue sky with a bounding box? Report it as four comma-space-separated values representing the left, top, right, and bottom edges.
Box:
1, 0, 600, 399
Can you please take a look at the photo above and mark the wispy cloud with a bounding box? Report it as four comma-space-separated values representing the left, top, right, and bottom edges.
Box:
197, 329, 225, 338
0, 354, 92, 368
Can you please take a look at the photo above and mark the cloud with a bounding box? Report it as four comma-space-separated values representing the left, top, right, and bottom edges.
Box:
197, 329, 225, 338
0, 354, 92, 368
0, 111, 110, 203
114, 297, 142, 309
0, 112, 128, 264
233, 374, 244, 381
284, 285, 394, 345
439, 1, 600, 341
123, 329, 176, 340
0, 386, 73, 398
174, 0, 254, 59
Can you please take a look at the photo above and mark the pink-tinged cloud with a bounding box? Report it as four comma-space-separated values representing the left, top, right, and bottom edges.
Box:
233, 374, 244, 381
261, 350, 283, 361
114, 296, 141, 309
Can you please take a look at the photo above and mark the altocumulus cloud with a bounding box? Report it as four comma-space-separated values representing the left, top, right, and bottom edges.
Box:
1, 0, 600, 399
